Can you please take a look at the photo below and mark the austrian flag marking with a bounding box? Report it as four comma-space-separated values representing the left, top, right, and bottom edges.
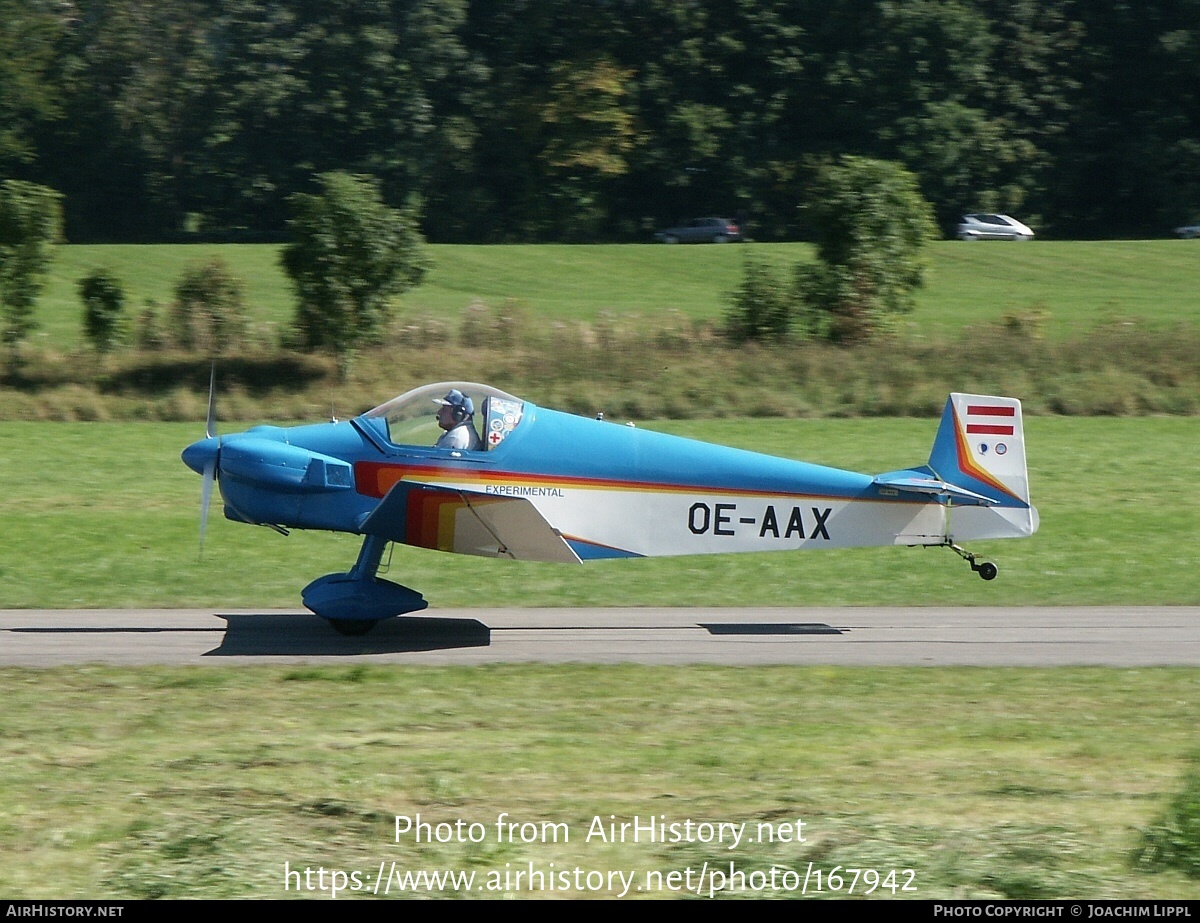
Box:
965, 403, 1015, 436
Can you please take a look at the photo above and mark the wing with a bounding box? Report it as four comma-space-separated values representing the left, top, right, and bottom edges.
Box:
359, 481, 581, 564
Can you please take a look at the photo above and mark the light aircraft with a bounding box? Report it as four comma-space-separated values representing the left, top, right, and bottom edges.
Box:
181, 382, 1038, 635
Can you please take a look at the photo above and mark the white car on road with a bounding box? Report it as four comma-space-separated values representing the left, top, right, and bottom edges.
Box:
956, 214, 1035, 241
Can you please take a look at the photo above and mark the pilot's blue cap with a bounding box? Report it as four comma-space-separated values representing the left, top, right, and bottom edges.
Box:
433, 389, 474, 415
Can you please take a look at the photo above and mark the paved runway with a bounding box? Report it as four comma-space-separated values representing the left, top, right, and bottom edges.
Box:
1, 607, 1198, 666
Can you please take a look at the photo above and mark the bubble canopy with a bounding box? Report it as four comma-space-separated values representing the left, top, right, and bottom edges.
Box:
359, 382, 525, 450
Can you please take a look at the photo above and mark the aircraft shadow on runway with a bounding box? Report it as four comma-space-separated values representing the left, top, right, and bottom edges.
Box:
9, 618, 842, 658
208, 614, 491, 656
206, 617, 844, 655
205, 617, 841, 656
700, 623, 843, 635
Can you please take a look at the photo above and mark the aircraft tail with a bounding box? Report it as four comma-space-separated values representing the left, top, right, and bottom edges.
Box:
926, 393, 1038, 539
927, 394, 1028, 502
872, 393, 1038, 542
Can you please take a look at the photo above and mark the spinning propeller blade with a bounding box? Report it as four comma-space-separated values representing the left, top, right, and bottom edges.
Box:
199, 364, 219, 555
205, 364, 217, 440
199, 460, 216, 553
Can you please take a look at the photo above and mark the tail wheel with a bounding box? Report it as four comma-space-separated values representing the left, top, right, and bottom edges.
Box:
944, 540, 999, 582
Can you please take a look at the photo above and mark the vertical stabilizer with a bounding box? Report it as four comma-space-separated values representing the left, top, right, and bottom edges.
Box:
928, 393, 1032, 509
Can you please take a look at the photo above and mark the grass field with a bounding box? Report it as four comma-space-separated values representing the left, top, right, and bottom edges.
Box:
35, 240, 1200, 350
6, 241, 1200, 900
2, 416, 1196, 609
0, 664, 1197, 899
3, 428, 1197, 901
12, 240, 1197, 425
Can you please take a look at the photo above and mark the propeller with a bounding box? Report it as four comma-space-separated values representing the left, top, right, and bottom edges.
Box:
205, 363, 217, 440
199, 458, 216, 554
199, 365, 219, 554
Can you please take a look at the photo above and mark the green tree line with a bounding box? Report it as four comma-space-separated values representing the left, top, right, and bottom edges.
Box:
2, 0, 1198, 242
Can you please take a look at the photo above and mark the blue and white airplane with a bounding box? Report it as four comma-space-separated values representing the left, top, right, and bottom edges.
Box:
182, 382, 1038, 634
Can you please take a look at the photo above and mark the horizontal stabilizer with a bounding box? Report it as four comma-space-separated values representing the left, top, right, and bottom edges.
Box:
872, 470, 997, 506
360, 481, 581, 564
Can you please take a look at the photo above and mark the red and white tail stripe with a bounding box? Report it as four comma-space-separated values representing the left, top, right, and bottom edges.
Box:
965, 403, 1016, 436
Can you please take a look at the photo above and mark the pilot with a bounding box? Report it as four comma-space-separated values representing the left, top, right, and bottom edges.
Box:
433, 389, 482, 451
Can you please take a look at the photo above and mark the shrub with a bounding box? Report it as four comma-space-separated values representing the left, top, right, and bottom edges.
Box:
135, 302, 168, 351
797, 157, 938, 343
1133, 756, 1200, 878
170, 259, 248, 354
0, 180, 62, 366
281, 172, 429, 372
79, 269, 125, 353
723, 257, 794, 344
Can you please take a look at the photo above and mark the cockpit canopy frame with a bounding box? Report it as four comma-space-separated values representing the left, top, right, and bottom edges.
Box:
360, 381, 526, 451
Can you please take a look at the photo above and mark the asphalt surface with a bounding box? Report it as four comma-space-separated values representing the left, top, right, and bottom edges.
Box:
1, 607, 1198, 666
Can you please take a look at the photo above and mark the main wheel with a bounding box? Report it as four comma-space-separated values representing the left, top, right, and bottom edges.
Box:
977, 562, 998, 581
329, 619, 378, 636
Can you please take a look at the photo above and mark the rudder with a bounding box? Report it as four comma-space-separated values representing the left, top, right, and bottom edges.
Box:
926, 393, 1032, 511
928, 393, 1033, 509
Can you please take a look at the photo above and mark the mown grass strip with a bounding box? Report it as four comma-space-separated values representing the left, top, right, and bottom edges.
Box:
35, 240, 1200, 350
0, 665, 1197, 898
1, 417, 1195, 609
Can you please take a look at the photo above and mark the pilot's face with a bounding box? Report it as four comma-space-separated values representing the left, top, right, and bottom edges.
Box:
436, 404, 456, 430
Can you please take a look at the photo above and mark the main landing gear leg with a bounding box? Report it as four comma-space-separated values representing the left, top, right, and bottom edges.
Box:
944, 540, 998, 581
301, 533, 429, 635
348, 533, 388, 582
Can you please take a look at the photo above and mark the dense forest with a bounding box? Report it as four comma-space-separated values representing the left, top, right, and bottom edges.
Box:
2, 0, 1198, 243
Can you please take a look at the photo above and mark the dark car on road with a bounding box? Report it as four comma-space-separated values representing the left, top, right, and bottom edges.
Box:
654, 217, 744, 243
